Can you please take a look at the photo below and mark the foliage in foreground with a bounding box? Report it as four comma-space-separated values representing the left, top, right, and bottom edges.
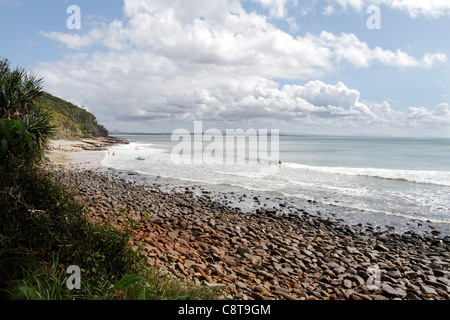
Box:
0, 57, 220, 300
0, 165, 140, 300
0, 166, 220, 300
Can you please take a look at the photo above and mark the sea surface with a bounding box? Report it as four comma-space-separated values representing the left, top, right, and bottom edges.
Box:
102, 134, 450, 238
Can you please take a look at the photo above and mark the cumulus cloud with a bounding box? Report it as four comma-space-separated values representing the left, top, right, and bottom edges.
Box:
252, 0, 291, 18
41, 0, 444, 75
323, 5, 334, 16
35, 0, 450, 136
333, 0, 450, 18
423, 53, 448, 68
231, 81, 450, 127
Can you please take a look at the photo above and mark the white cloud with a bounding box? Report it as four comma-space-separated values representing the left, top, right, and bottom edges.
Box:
336, 0, 365, 12
35, 0, 450, 136
41, 1, 445, 76
252, 0, 292, 18
316, 31, 427, 68
323, 5, 334, 16
334, 0, 450, 18
423, 53, 448, 68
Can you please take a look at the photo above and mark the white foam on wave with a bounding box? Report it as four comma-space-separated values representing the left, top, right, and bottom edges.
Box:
100, 142, 450, 230
283, 162, 450, 187
282, 192, 450, 225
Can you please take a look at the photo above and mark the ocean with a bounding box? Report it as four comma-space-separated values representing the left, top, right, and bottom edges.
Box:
102, 134, 450, 238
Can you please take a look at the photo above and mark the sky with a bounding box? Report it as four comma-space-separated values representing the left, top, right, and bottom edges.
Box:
1, 0, 450, 137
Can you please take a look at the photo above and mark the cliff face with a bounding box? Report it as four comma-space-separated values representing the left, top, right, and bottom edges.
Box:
40, 93, 109, 138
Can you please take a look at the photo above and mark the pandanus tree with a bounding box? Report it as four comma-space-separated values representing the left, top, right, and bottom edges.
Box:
0, 58, 44, 119
0, 58, 55, 165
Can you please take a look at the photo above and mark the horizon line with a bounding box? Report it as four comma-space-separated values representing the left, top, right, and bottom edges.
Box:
109, 132, 450, 139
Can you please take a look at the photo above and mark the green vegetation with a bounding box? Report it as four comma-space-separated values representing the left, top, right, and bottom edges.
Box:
40, 92, 108, 139
0, 57, 220, 300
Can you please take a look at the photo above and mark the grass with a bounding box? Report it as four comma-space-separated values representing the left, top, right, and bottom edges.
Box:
110, 271, 220, 300
0, 164, 222, 300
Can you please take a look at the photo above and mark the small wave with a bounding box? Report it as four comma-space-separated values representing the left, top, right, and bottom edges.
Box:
285, 178, 370, 196
213, 169, 278, 179
283, 162, 450, 187
281, 193, 450, 225
339, 205, 450, 225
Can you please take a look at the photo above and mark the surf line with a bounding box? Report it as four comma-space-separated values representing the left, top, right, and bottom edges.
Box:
171, 121, 280, 166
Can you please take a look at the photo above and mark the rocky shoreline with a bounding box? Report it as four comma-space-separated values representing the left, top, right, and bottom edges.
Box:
47, 164, 450, 301
49, 136, 129, 152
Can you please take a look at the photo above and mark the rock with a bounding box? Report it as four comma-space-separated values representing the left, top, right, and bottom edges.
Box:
274, 291, 297, 300
237, 247, 252, 256
334, 266, 347, 274
346, 246, 360, 254
371, 295, 389, 300
151, 217, 164, 225
221, 255, 237, 266
249, 292, 266, 300
345, 275, 365, 286
375, 243, 389, 251
406, 284, 422, 297
280, 267, 294, 276
50, 164, 450, 302
223, 273, 237, 282
433, 269, 449, 277
387, 269, 402, 278
270, 285, 291, 294
327, 261, 341, 269
382, 283, 406, 298
437, 277, 450, 286
420, 284, 438, 296
424, 279, 449, 292
244, 253, 262, 265
350, 292, 372, 300
236, 269, 250, 279
257, 269, 275, 280
167, 230, 179, 239
343, 279, 353, 289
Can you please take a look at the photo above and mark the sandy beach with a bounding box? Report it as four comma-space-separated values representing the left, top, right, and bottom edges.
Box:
47, 137, 128, 169
45, 138, 450, 300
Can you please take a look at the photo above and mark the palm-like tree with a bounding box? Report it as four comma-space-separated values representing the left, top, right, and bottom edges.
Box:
0, 58, 54, 161
0, 58, 10, 114
0, 58, 44, 119
22, 107, 56, 151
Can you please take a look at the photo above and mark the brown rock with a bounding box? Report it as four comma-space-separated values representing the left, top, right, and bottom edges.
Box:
244, 253, 262, 265
343, 279, 353, 289
350, 292, 372, 300
420, 284, 438, 296
184, 259, 196, 269
382, 283, 406, 298
237, 247, 252, 256
274, 291, 298, 300
151, 218, 164, 225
